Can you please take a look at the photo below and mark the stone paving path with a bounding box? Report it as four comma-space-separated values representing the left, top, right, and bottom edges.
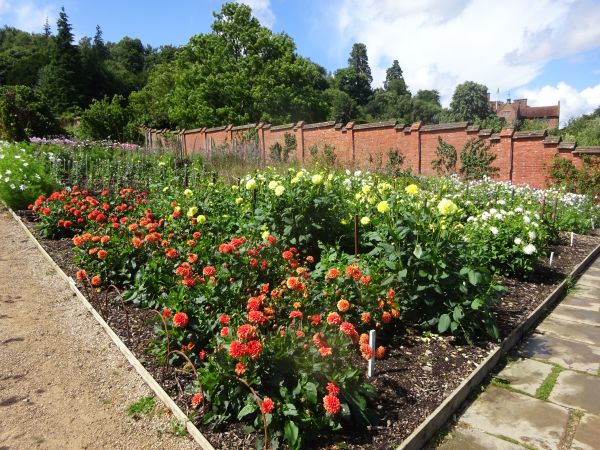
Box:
437, 257, 600, 450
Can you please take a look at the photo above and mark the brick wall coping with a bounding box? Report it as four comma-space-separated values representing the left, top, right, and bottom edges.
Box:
558, 141, 576, 150
543, 136, 561, 145
205, 125, 227, 133
267, 123, 295, 131
353, 120, 398, 131
421, 121, 469, 132
513, 130, 547, 139
303, 120, 337, 130
478, 129, 492, 137
573, 146, 600, 154
466, 124, 480, 132
231, 123, 257, 131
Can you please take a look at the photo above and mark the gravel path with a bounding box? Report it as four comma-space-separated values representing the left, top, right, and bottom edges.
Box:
0, 207, 197, 450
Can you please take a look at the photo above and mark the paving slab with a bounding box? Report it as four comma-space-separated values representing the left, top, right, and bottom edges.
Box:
562, 294, 600, 312
496, 358, 553, 396
460, 385, 569, 450
517, 333, 600, 373
574, 277, 600, 289
570, 283, 600, 300
437, 425, 524, 450
548, 304, 600, 327
549, 370, 600, 415
578, 272, 600, 284
537, 316, 600, 346
571, 414, 600, 450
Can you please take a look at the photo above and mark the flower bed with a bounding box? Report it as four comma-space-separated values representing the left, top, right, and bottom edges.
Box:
7, 141, 600, 448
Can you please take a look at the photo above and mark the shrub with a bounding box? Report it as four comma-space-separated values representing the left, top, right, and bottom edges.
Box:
0, 85, 62, 141
0, 142, 59, 209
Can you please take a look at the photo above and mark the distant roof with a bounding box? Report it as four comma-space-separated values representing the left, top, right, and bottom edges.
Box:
520, 105, 559, 119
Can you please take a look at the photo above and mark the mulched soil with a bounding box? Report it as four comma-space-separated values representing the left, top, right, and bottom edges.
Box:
18, 211, 600, 450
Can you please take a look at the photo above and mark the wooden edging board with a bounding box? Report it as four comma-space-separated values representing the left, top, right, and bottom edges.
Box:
397, 239, 600, 450
7, 207, 216, 450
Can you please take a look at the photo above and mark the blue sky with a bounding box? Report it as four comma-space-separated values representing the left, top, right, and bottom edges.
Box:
2, 0, 600, 123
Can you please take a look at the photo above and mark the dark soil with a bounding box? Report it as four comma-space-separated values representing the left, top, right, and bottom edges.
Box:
18, 213, 600, 450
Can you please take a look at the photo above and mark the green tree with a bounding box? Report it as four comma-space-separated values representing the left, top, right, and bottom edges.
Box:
323, 88, 360, 123
332, 67, 372, 106
129, 62, 175, 128
164, 2, 328, 128
410, 90, 442, 123
384, 60, 408, 96
0, 27, 51, 87
0, 85, 61, 140
449, 81, 491, 122
348, 43, 372, 84
37, 7, 83, 114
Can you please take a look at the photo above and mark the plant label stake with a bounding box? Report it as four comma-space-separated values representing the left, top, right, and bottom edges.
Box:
570, 232, 574, 247
549, 251, 554, 266
368, 330, 376, 378
592, 219, 595, 230
354, 214, 359, 256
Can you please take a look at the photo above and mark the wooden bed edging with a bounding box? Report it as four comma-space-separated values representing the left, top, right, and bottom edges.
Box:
396, 240, 600, 450
7, 207, 216, 450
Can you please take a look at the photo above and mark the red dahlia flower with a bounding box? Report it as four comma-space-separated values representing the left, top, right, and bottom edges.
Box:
323, 394, 341, 415
173, 312, 189, 328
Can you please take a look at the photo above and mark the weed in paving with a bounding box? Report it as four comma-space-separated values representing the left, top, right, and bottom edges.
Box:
126, 396, 156, 418
535, 365, 563, 401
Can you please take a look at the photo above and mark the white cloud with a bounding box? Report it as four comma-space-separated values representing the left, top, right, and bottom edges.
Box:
241, 0, 275, 28
0, 0, 11, 15
517, 82, 600, 125
0, 1, 55, 33
333, 0, 600, 107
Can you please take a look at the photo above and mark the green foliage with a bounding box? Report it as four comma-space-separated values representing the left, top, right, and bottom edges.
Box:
561, 107, 600, 145
450, 81, 491, 122
348, 43, 372, 85
431, 137, 457, 175
411, 90, 442, 124
550, 154, 600, 199
384, 60, 407, 95
323, 88, 359, 123
270, 132, 296, 162
0, 26, 51, 87
0, 85, 61, 141
0, 142, 59, 209
126, 396, 156, 417
166, 3, 328, 128
459, 139, 499, 180
79, 95, 139, 142
38, 7, 83, 114
518, 118, 551, 132
333, 67, 372, 107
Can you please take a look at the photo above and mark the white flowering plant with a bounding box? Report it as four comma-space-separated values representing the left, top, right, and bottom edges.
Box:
463, 203, 549, 277
0, 142, 58, 209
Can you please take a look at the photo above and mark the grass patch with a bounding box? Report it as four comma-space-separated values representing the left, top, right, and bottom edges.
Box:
535, 365, 563, 400
489, 433, 539, 449
169, 417, 188, 436
126, 396, 156, 418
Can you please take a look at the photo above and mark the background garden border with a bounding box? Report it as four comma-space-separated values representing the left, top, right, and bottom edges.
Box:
396, 236, 600, 450
6, 206, 216, 450
7, 204, 600, 450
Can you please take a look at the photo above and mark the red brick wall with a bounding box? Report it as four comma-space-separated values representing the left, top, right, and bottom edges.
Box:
145, 120, 587, 189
